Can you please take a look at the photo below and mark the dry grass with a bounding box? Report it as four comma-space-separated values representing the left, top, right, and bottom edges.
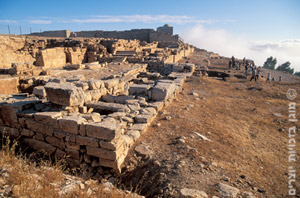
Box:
0, 136, 140, 198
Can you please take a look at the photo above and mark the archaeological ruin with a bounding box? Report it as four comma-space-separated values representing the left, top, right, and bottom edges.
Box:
0, 25, 200, 173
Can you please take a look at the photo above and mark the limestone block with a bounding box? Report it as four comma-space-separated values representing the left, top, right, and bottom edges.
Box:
151, 81, 176, 101
65, 148, 80, 160
26, 119, 46, 134
86, 89, 107, 101
129, 123, 148, 133
148, 101, 164, 111
86, 145, 125, 161
21, 128, 34, 137
76, 136, 99, 148
86, 101, 130, 113
81, 113, 101, 122
86, 120, 122, 141
32, 86, 47, 97
58, 116, 86, 134
129, 84, 150, 95
0, 126, 19, 138
88, 80, 104, 90
99, 136, 125, 151
24, 138, 56, 154
134, 113, 155, 123
55, 149, 66, 159
34, 111, 62, 127
1, 99, 40, 127
44, 82, 85, 106
126, 130, 140, 141
103, 79, 120, 89
0, 77, 19, 94
45, 136, 65, 150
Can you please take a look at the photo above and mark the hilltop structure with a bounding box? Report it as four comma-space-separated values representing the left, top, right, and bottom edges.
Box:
28, 24, 179, 44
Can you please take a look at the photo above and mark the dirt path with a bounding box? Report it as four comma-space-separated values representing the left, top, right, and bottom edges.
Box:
121, 68, 300, 197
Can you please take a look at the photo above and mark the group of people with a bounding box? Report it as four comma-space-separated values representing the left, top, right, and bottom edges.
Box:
229, 56, 281, 83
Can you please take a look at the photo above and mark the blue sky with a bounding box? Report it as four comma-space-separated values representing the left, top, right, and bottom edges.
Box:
0, 0, 300, 70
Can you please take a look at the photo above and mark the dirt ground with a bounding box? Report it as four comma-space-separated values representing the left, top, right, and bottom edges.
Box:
120, 52, 300, 197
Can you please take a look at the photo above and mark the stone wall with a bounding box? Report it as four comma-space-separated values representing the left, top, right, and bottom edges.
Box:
0, 63, 195, 173
73, 29, 154, 42
0, 35, 35, 68
29, 30, 70, 38
36, 48, 67, 68
0, 76, 19, 94
149, 32, 179, 43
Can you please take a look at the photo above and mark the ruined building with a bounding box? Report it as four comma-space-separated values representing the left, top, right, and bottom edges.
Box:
0, 25, 196, 173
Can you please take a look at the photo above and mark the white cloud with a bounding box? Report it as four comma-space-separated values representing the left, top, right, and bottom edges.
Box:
181, 25, 300, 72
0, 20, 17, 23
71, 15, 216, 24
29, 20, 52, 24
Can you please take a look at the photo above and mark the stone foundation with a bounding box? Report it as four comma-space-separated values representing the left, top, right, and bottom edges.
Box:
0, 63, 194, 172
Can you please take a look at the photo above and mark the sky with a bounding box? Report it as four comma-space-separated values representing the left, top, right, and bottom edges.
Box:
0, 0, 299, 71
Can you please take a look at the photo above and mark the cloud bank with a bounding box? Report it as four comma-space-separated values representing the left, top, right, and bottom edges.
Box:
29, 20, 52, 24
72, 15, 216, 24
181, 25, 300, 72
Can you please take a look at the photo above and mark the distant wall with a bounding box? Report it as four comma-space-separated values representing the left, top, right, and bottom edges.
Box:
157, 25, 173, 35
73, 29, 154, 42
149, 32, 179, 43
29, 30, 70, 38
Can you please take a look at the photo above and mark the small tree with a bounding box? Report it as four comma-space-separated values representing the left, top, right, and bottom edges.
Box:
276, 61, 294, 74
294, 71, 300, 77
263, 56, 277, 70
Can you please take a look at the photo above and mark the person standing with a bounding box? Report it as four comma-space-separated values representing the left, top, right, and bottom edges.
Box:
266, 73, 271, 83
231, 56, 235, 69
245, 62, 249, 79
250, 66, 257, 81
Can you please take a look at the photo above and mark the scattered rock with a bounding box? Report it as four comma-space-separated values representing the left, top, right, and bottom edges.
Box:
273, 113, 282, 118
165, 115, 172, 120
180, 188, 208, 198
135, 144, 152, 156
193, 132, 212, 141
218, 183, 239, 197
189, 91, 199, 97
243, 191, 255, 198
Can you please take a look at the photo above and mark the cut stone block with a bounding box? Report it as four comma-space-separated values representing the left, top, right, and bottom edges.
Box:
32, 86, 46, 97
0, 126, 19, 138
44, 82, 85, 106
34, 111, 62, 127
129, 84, 150, 95
151, 81, 176, 101
86, 101, 130, 113
86, 145, 125, 161
129, 123, 148, 133
0, 77, 19, 94
86, 120, 122, 141
45, 136, 65, 150
99, 136, 125, 151
58, 116, 86, 134
24, 138, 56, 154
65, 148, 80, 160
103, 79, 120, 89
76, 136, 99, 148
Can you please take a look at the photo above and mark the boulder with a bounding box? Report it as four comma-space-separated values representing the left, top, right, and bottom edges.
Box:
218, 183, 240, 198
44, 82, 85, 106
151, 81, 176, 101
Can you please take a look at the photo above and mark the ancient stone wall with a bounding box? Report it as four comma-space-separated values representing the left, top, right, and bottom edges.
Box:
36, 48, 67, 68
73, 29, 154, 42
149, 32, 179, 43
29, 30, 70, 38
0, 35, 35, 68
0, 63, 195, 173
